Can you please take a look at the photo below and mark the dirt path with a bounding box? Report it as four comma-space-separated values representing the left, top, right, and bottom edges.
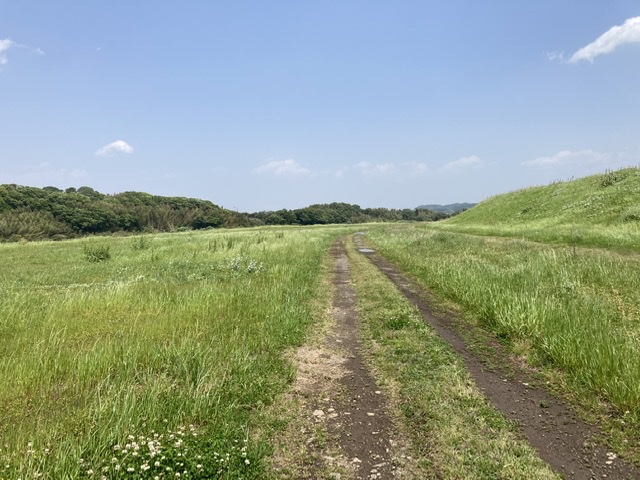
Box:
354, 233, 640, 480
269, 240, 415, 479
325, 240, 403, 479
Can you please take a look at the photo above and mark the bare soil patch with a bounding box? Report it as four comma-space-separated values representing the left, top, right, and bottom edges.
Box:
354, 233, 640, 479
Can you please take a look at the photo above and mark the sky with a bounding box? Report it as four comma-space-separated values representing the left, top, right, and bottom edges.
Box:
1, 1, 639, 212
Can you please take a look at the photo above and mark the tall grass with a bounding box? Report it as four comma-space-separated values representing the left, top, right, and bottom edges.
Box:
365, 226, 640, 417
0, 226, 350, 478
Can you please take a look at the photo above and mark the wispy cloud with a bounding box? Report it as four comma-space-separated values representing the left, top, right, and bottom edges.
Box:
522, 149, 613, 167
570, 16, 640, 63
96, 140, 134, 156
354, 161, 429, 177
356, 161, 397, 176
439, 155, 484, 173
0, 38, 44, 68
1, 162, 88, 185
403, 161, 429, 175
253, 158, 314, 177
0, 39, 14, 66
333, 167, 347, 178
546, 51, 565, 62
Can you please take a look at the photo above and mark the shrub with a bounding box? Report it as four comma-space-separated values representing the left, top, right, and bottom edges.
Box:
83, 244, 111, 262
131, 236, 151, 250
600, 169, 625, 187
622, 207, 640, 222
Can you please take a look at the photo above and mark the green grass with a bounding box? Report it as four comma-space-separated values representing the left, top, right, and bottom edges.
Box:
443, 167, 640, 249
0, 226, 352, 479
348, 239, 559, 479
363, 225, 640, 461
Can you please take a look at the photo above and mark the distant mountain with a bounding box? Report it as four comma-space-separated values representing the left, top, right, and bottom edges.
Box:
416, 203, 476, 214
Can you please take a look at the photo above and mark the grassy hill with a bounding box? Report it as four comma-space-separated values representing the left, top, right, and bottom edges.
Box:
441, 167, 640, 249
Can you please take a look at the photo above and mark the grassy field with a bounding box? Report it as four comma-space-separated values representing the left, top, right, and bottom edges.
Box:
363, 224, 640, 460
0, 226, 352, 479
4, 173, 640, 478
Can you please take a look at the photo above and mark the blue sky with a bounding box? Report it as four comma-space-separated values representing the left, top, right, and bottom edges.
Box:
1, 1, 639, 211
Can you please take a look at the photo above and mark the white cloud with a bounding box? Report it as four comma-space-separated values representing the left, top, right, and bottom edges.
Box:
253, 158, 314, 177
333, 167, 347, 178
403, 162, 429, 175
96, 140, 134, 156
0, 38, 44, 68
356, 161, 397, 176
522, 149, 613, 167
546, 51, 565, 62
0, 38, 14, 66
570, 16, 640, 63
440, 155, 484, 173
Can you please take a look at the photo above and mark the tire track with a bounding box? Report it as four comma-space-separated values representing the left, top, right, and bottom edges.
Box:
326, 239, 401, 479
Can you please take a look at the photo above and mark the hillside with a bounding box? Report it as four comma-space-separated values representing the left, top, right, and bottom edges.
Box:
442, 167, 640, 249
0, 185, 249, 241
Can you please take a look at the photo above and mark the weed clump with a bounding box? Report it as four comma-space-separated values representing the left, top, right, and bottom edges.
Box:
83, 244, 111, 262
622, 206, 640, 222
80, 426, 254, 479
2, 426, 256, 479
131, 236, 151, 251
600, 169, 626, 187
226, 255, 264, 274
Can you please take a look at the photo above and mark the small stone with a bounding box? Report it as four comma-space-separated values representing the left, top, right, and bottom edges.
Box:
352, 457, 361, 463
313, 409, 325, 418
367, 412, 375, 416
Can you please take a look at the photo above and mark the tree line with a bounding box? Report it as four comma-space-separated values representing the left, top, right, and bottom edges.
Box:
248, 202, 448, 225
0, 184, 447, 242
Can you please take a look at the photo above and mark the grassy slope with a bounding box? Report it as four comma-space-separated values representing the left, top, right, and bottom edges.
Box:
360, 168, 640, 465
346, 169, 640, 470
442, 167, 640, 249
